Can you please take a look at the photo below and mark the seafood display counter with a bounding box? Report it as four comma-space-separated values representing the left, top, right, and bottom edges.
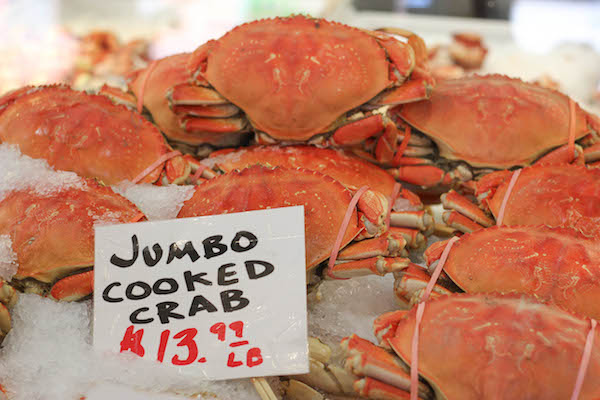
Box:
0, 9, 599, 400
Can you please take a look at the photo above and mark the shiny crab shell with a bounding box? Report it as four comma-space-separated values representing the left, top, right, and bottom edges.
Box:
393, 226, 600, 321
342, 294, 600, 400
388, 75, 600, 189
0, 180, 144, 340
441, 164, 600, 238
178, 165, 411, 282
202, 145, 434, 245
0, 85, 197, 185
130, 16, 433, 164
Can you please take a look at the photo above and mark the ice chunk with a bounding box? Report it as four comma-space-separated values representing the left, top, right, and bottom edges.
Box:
113, 182, 194, 220
0, 144, 84, 202
308, 275, 399, 347
0, 235, 17, 281
0, 294, 274, 400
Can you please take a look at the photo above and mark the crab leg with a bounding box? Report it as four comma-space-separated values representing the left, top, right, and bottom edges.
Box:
393, 264, 451, 306
330, 114, 401, 165
373, 310, 408, 348
354, 377, 413, 399
49, 270, 94, 301
170, 84, 228, 105
172, 104, 240, 118
389, 210, 433, 233
583, 142, 600, 163
332, 114, 387, 146
441, 190, 494, 228
387, 165, 448, 187
286, 337, 356, 398
328, 257, 410, 279
535, 143, 585, 165
442, 210, 485, 233
338, 232, 408, 259
389, 227, 425, 249
376, 80, 432, 105
342, 334, 433, 399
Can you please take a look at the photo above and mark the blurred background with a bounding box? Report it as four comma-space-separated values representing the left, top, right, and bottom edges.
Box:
1, 0, 599, 112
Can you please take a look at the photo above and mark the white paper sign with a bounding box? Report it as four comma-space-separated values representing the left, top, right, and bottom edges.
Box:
94, 206, 308, 380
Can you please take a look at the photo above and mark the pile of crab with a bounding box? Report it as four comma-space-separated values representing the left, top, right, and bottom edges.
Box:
1, 15, 600, 400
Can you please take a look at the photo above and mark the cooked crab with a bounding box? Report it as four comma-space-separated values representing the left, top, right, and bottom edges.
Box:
393, 226, 600, 321
129, 16, 433, 164
343, 294, 600, 400
178, 165, 413, 283
440, 164, 600, 237
387, 75, 600, 190
0, 85, 201, 186
0, 179, 145, 342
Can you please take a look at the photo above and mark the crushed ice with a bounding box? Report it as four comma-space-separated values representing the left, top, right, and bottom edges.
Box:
0, 294, 272, 400
0, 235, 17, 281
113, 182, 194, 220
308, 274, 400, 346
0, 145, 84, 202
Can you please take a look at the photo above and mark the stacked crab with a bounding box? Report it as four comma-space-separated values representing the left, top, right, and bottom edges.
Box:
0, 17, 435, 393
1, 14, 600, 400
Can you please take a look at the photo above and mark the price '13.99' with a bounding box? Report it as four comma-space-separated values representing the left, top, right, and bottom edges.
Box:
120, 321, 263, 368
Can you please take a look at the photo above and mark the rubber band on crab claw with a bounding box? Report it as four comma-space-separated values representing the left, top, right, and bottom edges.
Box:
410, 235, 458, 400
326, 186, 370, 280
385, 182, 402, 229
495, 168, 522, 227
131, 150, 182, 184
189, 162, 209, 184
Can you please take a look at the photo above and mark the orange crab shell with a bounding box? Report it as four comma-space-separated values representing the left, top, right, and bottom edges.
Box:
429, 225, 600, 320
388, 294, 600, 399
199, 16, 391, 140
0, 85, 173, 185
177, 165, 361, 271
484, 165, 600, 238
0, 180, 144, 285
397, 75, 592, 168
207, 145, 402, 200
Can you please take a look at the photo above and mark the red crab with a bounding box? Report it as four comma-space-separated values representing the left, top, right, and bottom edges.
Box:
440, 164, 600, 237
341, 294, 600, 400
0, 85, 201, 186
129, 16, 433, 164
387, 75, 600, 190
178, 165, 412, 283
0, 179, 145, 342
202, 145, 434, 246
392, 226, 600, 321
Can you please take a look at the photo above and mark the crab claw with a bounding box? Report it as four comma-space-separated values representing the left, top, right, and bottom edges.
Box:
342, 334, 434, 399
129, 52, 248, 149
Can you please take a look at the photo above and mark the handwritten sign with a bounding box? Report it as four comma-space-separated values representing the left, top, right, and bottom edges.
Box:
93, 206, 309, 380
